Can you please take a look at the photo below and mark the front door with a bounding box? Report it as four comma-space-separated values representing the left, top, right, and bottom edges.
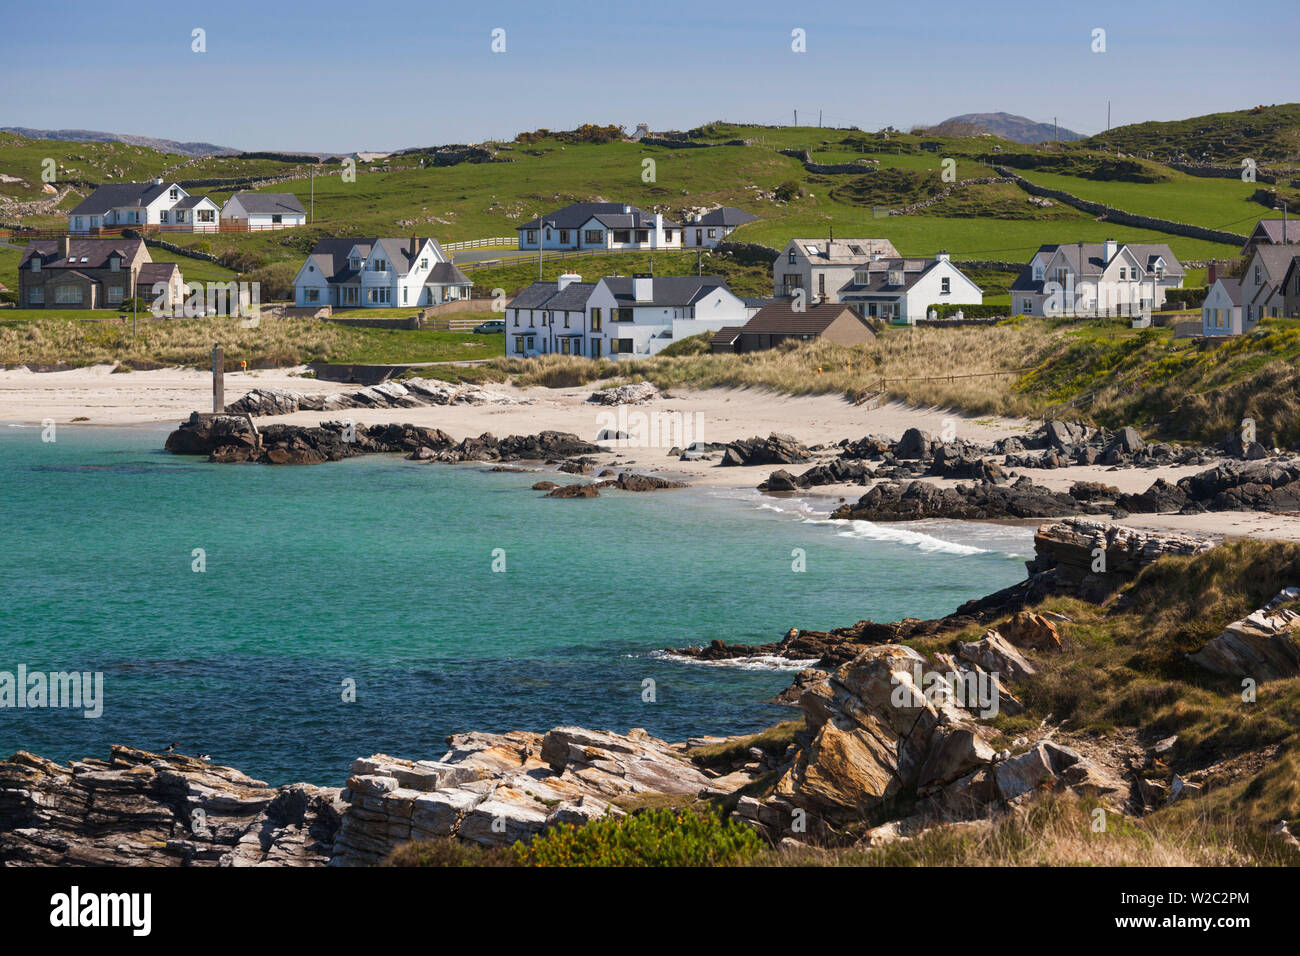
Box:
695, 229, 703, 245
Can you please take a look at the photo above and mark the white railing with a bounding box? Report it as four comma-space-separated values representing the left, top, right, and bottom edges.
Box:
441, 237, 516, 251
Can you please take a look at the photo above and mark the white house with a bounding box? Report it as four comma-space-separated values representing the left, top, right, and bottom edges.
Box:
505, 274, 598, 357
220, 192, 306, 229
67, 179, 221, 233
773, 237, 901, 302
517, 202, 681, 251
683, 207, 758, 247
838, 254, 983, 325
1008, 239, 1184, 318
1201, 278, 1247, 337
292, 237, 472, 309
585, 274, 751, 359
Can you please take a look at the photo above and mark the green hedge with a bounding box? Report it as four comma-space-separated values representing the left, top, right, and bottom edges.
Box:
925, 303, 1010, 318
514, 807, 763, 867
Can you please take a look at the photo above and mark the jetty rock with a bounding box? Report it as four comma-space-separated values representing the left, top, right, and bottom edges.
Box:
721, 433, 812, 467
0, 745, 345, 866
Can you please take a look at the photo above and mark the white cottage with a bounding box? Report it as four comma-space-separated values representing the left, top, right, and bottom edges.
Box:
220, 192, 306, 230
518, 202, 681, 251
585, 274, 751, 359
1202, 278, 1247, 336
292, 237, 471, 309
1009, 239, 1184, 318
67, 179, 221, 233
838, 254, 983, 325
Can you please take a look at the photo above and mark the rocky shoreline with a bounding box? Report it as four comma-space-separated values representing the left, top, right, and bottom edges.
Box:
6, 517, 1283, 868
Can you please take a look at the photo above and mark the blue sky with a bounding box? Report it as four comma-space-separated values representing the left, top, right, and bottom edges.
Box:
2, 0, 1296, 152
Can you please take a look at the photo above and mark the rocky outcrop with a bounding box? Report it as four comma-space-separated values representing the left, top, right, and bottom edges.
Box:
331, 728, 717, 865
1026, 518, 1215, 601
224, 380, 519, 417
721, 433, 812, 467
165, 414, 601, 466
1188, 588, 1300, 681
545, 482, 600, 498
587, 382, 659, 405
0, 746, 344, 866
611, 473, 687, 491
831, 476, 1116, 522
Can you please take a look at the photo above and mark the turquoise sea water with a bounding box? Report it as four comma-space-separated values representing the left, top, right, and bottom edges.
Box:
0, 425, 1033, 784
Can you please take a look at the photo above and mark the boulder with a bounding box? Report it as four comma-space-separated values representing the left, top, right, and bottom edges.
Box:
894, 428, 932, 460
998, 611, 1061, 652
1188, 594, 1300, 681
957, 631, 1037, 681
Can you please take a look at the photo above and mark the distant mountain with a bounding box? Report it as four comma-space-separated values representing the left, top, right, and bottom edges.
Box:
923, 113, 1084, 144
0, 127, 240, 158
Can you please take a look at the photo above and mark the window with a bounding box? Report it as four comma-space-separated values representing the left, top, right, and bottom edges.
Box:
372, 258, 387, 272
110, 257, 120, 272
613, 230, 631, 243
169, 188, 179, 201
664, 229, 674, 241
612, 338, 634, 353
635, 230, 648, 243
563, 312, 570, 328
1154, 265, 1164, 279
1022, 298, 1032, 313
782, 275, 803, 296
940, 277, 950, 295
614, 308, 633, 322
403, 287, 408, 305
351, 257, 361, 270
529, 311, 535, 327
818, 273, 825, 296
788, 250, 796, 264
545, 229, 551, 241
1118, 268, 1126, 279
513, 311, 520, 326
160, 211, 169, 223
28, 287, 44, 304
707, 228, 717, 239
30, 258, 40, 272
420, 259, 428, 270
55, 285, 83, 304
1255, 266, 1262, 284
1033, 266, 1043, 280
198, 209, 215, 223
107, 286, 124, 304
590, 308, 602, 331
304, 289, 320, 303
74, 217, 84, 231
526, 230, 537, 244
515, 337, 525, 355
272, 214, 282, 224
584, 229, 603, 244
559, 230, 570, 243
560, 339, 570, 355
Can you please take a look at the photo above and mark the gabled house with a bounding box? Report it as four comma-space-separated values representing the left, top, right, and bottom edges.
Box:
717, 302, 877, 353
838, 254, 982, 325
1009, 239, 1184, 318
1281, 257, 1300, 320
1202, 277, 1247, 336
1241, 218, 1300, 257
220, 192, 306, 229
67, 179, 221, 233
17, 236, 184, 310
292, 237, 471, 309
517, 202, 681, 251
504, 274, 598, 357
773, 237, 900, 303
586, 274, 752, 359
683, 207, 759, 247
1239, 245, 1300, 323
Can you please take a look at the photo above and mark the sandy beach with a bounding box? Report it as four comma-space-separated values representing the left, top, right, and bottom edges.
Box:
4, 363, 1298, 541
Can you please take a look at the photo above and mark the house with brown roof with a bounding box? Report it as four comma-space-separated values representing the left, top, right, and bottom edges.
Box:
1241, 218, 1300, 257
17, 237, 185, 310
716, 301, 877, 353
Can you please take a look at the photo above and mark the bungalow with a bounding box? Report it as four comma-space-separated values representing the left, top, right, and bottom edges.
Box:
1008, 239, 1184, 318
67, 179, 221, 233
773, 237, 900, 303
220, 192, 306, 229
586, 274, 752, 359
17, 236, 184, 310
1239, 245, 1300, 324
683, 207, 759, 247
1240, 218, 1300, 257
517, 202, 681, 251
715, 302, 877, 353
1201, 277, 1247, 337
504, 273, 598, 357
292, 237, 472, 309
838, 254, 982, 325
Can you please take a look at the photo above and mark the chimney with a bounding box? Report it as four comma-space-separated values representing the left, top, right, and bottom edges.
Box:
1208, 260, 1217, 286
936, 250, 950, 261
557, 272, 581, 291
411, 235, 420, 260
154, 177, 164, 186
1103, 238, 1118, 263
633, 273, 653, 302
623, 204, 631, 214
61, 235, 71, 260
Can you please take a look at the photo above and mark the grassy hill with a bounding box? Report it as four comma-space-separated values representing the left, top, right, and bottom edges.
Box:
1083, 103, 1300, 164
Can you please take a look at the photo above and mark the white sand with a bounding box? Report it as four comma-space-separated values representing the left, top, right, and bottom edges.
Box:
3, 364, 1298, 541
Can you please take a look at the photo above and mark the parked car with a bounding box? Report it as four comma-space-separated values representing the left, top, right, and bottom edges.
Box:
473, 320, 506, 334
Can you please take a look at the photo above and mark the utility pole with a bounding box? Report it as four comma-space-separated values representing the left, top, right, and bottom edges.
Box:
794, 109, 798, 126
310, 165, 315, 223
1107, 101, 1111, 131
819, 109, 823, 127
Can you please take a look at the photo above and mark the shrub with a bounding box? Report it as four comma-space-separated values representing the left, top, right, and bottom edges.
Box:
384, 838, 517, 867
774, 180, 801, 202
513, 807, 764, 867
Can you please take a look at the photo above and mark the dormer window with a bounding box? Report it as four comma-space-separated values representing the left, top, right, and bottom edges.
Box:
110, 256, 120, 272
169, 188, 179, 201
351, 257, 360, 270
788, 250, 796, 264
1033, 266, 1043, 280
31, 258, 40, 272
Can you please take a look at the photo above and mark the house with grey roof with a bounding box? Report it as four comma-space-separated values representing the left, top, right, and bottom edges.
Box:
1202, 277, 1247, 336
1239, 245, 1300, 324
17, 236, 184, 310
585, 274, 753, 359
1241, 218, 1300, 257
291, 237, 471, 309
838, 254, 983, 325
1009, 239, 1184, 318
517, 202, 681, 252
683, 206, 759, 247
220, 192, 306, 230
773, 237, 901, 303
504, 273, 598, 356
66, 179, 221, 233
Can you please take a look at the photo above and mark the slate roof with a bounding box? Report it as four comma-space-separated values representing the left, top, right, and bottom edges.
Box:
507, 280, 597, 310
740, 301, 870, 335
428, 261, 471, 286
600, 275, 729, 306
68, 182, 174, 216
228, 191, 306, 216
1248, 219, 1300, 247
1048, 242, 1183, 278
688, 206, 758, 227
302, 237, 457, 283
138, 262, 180, 285
1245, 245, 1300, 281
838, 258, 941, 296
519, 202, 678, 231
1212, 277, 1244, 307
786, 237, 900, 262
19, 238, 145, 270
